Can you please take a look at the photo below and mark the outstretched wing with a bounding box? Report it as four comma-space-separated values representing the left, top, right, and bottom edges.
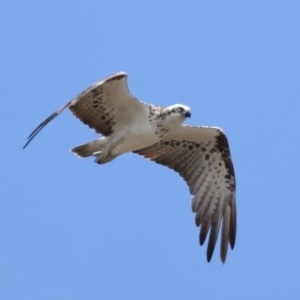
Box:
133, 125, 236, 263
24, 72, 147, 148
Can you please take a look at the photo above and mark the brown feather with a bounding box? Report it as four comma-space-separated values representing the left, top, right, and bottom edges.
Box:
134, 125, 236, 263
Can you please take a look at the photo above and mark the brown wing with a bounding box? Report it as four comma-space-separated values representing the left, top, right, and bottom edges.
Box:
24, 72, 147, 148
133, 125, 236, 263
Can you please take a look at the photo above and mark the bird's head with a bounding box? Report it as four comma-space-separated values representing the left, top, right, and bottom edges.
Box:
163, 104, 191, 125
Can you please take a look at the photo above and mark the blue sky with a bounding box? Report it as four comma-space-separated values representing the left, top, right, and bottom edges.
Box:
1, 1, 300, 299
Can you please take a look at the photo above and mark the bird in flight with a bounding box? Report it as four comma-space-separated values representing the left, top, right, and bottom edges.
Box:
24, 72, 236, 263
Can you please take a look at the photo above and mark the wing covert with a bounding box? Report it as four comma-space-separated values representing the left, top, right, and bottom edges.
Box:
68, 72, 145, 135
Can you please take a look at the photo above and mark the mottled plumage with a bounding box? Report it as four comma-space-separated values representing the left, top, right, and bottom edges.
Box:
24, 72, 236, 263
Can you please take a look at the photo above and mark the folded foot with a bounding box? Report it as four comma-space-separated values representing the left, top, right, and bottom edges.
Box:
93, 150, 117, 164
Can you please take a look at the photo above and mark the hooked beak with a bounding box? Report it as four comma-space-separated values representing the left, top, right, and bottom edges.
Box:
185, 111, 191, 118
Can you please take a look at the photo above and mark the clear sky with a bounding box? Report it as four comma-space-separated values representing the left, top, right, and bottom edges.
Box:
1, 1, 300, 299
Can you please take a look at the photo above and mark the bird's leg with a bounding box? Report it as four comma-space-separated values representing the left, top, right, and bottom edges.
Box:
93, 147, 117, 164
93, 138, 123, 164
93, 148, 108, 164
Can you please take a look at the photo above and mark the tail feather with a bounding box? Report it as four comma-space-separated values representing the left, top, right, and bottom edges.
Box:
71, 139, 104, 157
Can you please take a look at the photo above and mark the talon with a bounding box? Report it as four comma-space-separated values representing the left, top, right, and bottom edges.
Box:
92, 148, 113, 164
92, 151, 102, 156
93, 151, 103, 163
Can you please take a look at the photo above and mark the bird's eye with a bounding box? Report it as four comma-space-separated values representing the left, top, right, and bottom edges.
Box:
177, 107, 184, 113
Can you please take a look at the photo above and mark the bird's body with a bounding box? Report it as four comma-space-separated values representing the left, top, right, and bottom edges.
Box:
24, 72, 236, 262
72, 102, 190, 163
72, 111, 162, 162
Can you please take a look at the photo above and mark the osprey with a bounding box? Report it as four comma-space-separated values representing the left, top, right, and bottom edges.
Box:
24, 72, 236, 263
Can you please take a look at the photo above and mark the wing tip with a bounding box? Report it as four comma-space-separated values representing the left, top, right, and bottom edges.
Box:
200, 202, 236, 263
221, 254, 226, 264
23, 101, 71, 149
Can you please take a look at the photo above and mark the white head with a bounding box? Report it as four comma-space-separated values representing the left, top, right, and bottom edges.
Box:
163, 104, 191, 125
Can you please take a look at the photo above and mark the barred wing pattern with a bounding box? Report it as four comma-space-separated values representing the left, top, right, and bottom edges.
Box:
23, 72, 146, 148
133, 125, 236, 262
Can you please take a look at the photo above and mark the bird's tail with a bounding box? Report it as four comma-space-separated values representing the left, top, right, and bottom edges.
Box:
71, 139, 105, 157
